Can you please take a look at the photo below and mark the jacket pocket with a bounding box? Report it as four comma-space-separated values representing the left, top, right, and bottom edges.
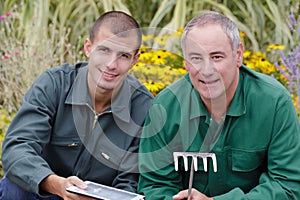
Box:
231, 148, 266, 172
49, 136, 81, 147
91, 135, 125, 169
42, 136, 81, 176
226, 148, 267, 192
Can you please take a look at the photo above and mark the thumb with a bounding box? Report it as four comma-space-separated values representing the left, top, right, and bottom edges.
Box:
173, 189, 188, 200
68, 176, 88, 189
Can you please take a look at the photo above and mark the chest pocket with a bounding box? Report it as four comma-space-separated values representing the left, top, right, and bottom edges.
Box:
83, 131, 127, 170
231, 149, 267, 172
227, 148, 267, 192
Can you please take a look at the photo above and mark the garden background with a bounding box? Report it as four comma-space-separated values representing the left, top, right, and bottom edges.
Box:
0, 0, 300, 177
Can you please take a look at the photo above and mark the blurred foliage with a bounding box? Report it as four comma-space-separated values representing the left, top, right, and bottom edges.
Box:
1, 0, 299, 51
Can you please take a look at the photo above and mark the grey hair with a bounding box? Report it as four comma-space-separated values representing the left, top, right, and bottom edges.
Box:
181, 11, 240, 55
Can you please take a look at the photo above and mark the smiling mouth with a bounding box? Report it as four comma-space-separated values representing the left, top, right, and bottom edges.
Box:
99, 69, 118, 78
200, 79, 219, 85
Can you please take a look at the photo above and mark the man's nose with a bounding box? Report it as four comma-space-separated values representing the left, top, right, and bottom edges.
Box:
105, 54, 118, 69
199, 59, 215, 76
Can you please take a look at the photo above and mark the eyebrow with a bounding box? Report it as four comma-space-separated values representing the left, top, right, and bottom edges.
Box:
96, 45, 134, 56
210, 51, 226, 55
188, 51, 226, 57
188, 52, 202, 57
96, 45, 109, 50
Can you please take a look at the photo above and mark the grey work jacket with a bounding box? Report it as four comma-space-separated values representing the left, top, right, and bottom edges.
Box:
2, 62, 154, 195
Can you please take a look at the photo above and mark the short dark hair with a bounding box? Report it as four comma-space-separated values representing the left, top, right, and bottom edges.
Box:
90, 11, 142, 54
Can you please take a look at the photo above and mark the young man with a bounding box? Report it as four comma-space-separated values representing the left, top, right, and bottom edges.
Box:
138, 11, 300, 200
1, 11, 153, 199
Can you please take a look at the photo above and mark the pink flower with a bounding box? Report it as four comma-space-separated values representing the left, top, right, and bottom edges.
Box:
33, 52, 37, 56
0, 16, 5, 21
4, 55, 10, 59
15, 52, 20, 56
5, 12, 11, 17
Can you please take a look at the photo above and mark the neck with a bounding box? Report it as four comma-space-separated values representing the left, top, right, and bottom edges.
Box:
205, 97, 227, 123
205, 71, 240, 123
87, 80, 113, 114
91, 88, 112, 113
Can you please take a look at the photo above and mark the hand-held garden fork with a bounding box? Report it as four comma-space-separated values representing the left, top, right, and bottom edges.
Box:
173, 152, 218, 200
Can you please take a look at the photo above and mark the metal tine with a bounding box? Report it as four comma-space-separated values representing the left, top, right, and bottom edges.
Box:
203, 156, 207, 172
211, 153, 217, 172
173, 152, 180, 171
173, 152, 217, 172
193, 156, 198, 171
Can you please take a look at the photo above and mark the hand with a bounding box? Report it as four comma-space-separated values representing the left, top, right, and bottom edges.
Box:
40, 174, 93, 200
173, 188, 213, 200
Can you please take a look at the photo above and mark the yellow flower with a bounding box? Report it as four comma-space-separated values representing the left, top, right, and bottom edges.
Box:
177, 68, 187, 75
151, 51, 167, 65
154, 36, 167, 45
257, 58, 277, 74
239, 31, 246, 39
267, 44, 285, 51
243, 51, 251, 59
142, 35, 154, 42
144, 81, 164, 96
139, 51, 153, 63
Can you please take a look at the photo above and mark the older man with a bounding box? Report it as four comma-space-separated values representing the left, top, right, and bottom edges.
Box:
138, 11, 300, 200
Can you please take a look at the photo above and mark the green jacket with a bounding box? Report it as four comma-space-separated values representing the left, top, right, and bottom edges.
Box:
138, 66, 300, 199
2, 62, 154, 195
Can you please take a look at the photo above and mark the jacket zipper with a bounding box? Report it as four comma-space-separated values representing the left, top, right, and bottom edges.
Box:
85, 103, 112, 129
75, 103, 112, 176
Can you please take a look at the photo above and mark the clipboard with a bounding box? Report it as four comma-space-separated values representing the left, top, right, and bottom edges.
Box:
66, 181, 144, 200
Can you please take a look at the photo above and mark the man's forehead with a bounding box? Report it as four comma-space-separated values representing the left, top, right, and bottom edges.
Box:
184, 27, 229, 53
93, 28, 138, 52
95, 37, 137, 53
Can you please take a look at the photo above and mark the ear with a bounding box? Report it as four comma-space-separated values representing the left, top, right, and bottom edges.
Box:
130, 52, 140, 68
236, 42, 244, 68
184, 59, 190, 71
84, 38, 92, 57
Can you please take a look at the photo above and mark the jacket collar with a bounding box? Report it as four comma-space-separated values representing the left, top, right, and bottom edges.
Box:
65, 64, 132, 123
226, 68, 247, 117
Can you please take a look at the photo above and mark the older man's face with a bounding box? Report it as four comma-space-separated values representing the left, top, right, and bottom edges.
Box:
184, 24, 243, 105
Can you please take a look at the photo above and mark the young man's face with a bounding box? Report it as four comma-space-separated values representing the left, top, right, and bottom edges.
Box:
184, 24, 243, 104
84, 25, 139, 93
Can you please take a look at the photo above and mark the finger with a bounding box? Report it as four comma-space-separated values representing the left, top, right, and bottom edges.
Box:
173, 189, 188, 200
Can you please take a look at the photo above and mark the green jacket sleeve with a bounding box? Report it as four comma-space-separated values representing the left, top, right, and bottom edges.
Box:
138, 99, 184, 199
